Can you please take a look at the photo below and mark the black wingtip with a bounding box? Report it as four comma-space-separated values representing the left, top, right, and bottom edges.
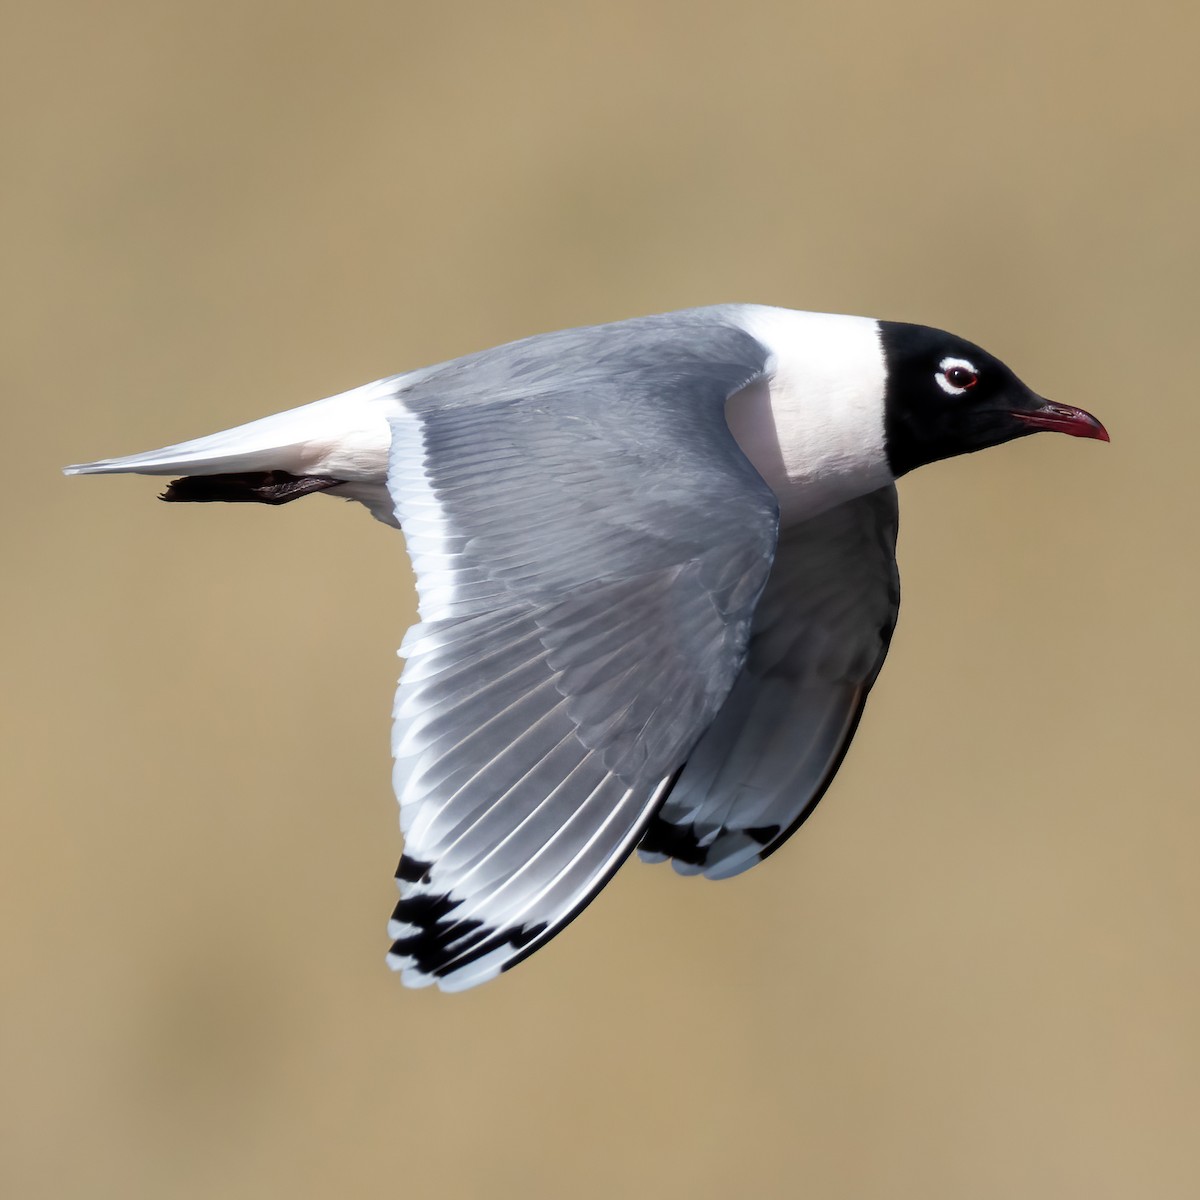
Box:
395, 855, 434, 885
638, 815, 710, 868
388, 883, 549, 982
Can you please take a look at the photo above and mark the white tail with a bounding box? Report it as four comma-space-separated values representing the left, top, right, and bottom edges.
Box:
64, 377, 406, 482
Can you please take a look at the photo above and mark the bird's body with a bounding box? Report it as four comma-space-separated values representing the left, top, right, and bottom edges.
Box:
65, 305, 1107, 991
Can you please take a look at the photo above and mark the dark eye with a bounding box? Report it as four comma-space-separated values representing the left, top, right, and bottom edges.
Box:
935, 357, 980, 396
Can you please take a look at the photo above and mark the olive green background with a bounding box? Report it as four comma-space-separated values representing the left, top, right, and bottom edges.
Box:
5, 2, 1198, 1197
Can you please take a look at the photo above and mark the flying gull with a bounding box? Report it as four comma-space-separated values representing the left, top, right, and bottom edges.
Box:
64, 305, 1109, 991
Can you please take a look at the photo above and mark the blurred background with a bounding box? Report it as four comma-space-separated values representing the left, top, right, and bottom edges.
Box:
5, 1, 1198, 1196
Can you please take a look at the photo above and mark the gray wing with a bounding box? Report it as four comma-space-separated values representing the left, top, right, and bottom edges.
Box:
384, 314, 779, 990
638, 485, 899, 879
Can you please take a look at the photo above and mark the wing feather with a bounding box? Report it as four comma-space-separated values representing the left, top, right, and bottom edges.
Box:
639, 486, 900, 879
383, 314, 780, 988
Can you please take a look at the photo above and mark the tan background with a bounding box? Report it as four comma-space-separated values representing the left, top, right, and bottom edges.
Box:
5, 1, 1198, 1196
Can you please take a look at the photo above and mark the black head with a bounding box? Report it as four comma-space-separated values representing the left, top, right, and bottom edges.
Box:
878, 321, 1108, 478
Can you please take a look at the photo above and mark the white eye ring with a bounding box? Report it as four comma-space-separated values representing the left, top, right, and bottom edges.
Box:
936, 356, 978, 396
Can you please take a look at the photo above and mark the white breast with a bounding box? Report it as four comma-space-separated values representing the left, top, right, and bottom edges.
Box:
726, 306, 893, 525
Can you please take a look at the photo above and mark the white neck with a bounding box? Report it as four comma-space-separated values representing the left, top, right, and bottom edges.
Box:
726, 306, 893, 525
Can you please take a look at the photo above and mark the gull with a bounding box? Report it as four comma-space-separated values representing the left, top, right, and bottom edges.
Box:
65, 305, 1108, 991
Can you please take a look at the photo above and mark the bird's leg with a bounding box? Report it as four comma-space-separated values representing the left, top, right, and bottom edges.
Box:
159, 471, 342, 505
